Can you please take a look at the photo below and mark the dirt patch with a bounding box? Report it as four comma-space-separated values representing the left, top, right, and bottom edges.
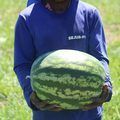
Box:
105, 24, 120, 43
0, 101, 7, 108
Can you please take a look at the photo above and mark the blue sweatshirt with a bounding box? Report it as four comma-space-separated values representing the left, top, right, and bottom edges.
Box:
14, 0, 112, 120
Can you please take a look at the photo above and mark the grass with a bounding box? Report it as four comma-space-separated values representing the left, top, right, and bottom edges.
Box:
0, 0, 31, 119
102, 41, 120, 120
0, 0, 120, 119
83, 0, 120, 43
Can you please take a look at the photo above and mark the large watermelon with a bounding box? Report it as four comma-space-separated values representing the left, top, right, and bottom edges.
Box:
30, 49, 106, 110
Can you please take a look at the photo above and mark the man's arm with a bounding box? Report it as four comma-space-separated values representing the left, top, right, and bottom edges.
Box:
14, 15, 62, 111
82, 8, 112, 110
88, 9, 112, 102
14, 15, 37, 110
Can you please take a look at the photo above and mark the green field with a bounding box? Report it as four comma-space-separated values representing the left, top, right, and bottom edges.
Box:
0, 0, 120, 119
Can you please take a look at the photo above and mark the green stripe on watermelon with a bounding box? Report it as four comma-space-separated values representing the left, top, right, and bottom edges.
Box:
31, 67, 105, 81
31, 67, 104, 87
32, 63, 105, 78
34, 85, 99, 109
32, 80, 101, 96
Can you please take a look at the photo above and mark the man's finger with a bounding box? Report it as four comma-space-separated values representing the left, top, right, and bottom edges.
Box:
49, 107, 62, 111
83, 102, 103, 110
30, 92, 62, 111
102, 84, 108, 92
99, 91, 109, 102
30, 92, 49, 109
37, 101, 49, 108
92, 89, 109, 103
40, 104, 60, 111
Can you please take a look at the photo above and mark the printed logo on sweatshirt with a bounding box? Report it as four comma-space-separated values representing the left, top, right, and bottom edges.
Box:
68, 35, 86, 40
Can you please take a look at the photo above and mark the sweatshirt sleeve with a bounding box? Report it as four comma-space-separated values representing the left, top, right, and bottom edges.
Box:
14, 15, 38, 110
27, 0, 39, 6
88, 9, 112, 102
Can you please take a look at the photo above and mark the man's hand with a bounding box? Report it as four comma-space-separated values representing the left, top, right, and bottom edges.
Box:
82, 84, 109, 111
30, 91, 62, 111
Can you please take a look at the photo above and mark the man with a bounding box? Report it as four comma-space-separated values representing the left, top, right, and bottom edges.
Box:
14, 0, 112, 120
